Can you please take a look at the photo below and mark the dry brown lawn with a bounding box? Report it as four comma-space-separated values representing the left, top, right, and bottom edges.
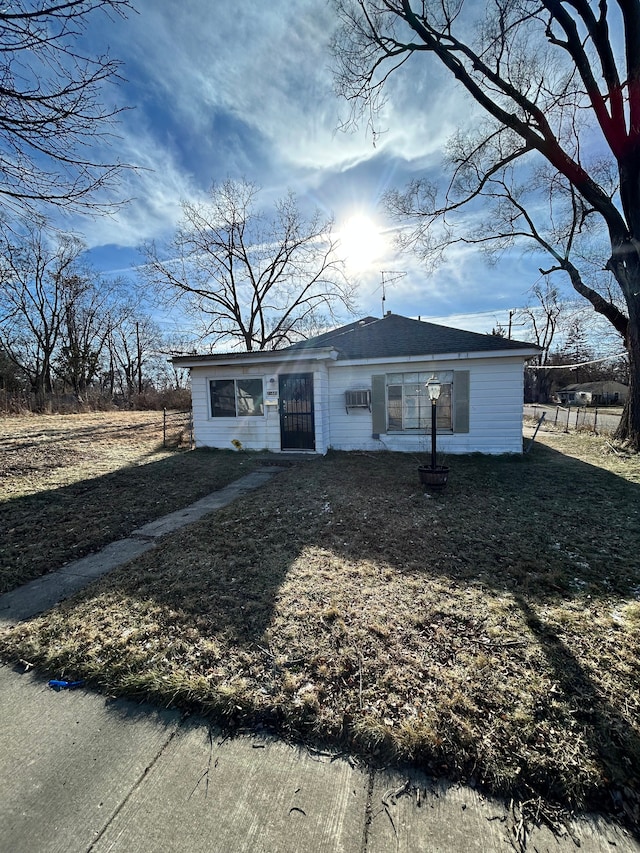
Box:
1, 416, 639, 828
0, 411, 258, 593
1, 411, 174, 499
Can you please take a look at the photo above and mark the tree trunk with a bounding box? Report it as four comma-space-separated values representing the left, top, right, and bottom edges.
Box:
610, 246, 640, 449
614, 317, 640, 449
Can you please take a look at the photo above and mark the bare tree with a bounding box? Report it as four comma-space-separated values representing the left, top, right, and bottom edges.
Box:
0, 1, 133, 217
0, 345, 28, 393
55, 273, 120, 397
0, 224, 84, 402
142, 179, 357, 352
0, 224, 139, 407
521, 280, 564, 402
0, 223, 185, 408
104, 311, 161, 401
333, 0, 640, 447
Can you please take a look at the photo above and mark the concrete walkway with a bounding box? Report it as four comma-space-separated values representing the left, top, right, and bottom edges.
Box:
1, 469, 638, 852
0, 468, 281, 626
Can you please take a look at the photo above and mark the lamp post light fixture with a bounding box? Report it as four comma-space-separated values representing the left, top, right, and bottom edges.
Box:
418, 373, 449, 491
426, 374, 441, 470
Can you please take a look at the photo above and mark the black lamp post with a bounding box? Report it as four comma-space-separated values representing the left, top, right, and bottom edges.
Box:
426, 374, 441, 470
418, 374, 449, 492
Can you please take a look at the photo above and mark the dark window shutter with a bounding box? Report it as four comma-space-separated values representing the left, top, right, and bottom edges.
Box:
453, 370, 470, 433
371, 374, 386, 436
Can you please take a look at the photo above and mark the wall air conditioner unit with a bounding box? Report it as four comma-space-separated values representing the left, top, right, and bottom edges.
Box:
345, 389, 371, 413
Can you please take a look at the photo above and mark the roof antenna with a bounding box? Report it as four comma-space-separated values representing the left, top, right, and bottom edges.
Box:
379, 270, 407, 317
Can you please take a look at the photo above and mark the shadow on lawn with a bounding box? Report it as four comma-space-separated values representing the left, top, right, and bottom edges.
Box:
88, 439, 640, 657
4, 442, 639, 825
93, 438, 640, 654
0, 448, 256, 595
515, 594, 640, 824
439, 442, 639, 601
113, 444, 638, 806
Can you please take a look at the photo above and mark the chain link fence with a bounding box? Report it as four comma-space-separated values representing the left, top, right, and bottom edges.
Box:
162, 408, 193, 448
524, 404, 621, 436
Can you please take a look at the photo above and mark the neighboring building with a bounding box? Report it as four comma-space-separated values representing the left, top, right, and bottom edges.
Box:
556, 381, 629, 406
172, 313, 540, 456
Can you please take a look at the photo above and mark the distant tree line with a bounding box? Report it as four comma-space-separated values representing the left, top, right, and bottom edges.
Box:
0, 223, 190, 413
0, 1, 167, 414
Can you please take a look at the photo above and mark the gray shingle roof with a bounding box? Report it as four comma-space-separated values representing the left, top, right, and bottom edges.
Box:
284, 313, 539, 360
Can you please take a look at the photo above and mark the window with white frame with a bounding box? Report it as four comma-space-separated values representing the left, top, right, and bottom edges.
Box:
210, 378, 264, 417
387, 371, 453, 431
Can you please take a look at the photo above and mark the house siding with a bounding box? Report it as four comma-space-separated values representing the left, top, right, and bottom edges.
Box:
189, 362, 331, 453
187, 354, 526, 455
326, 357, 525, 455
190, 365, 270, 450
315, 368, 331, 454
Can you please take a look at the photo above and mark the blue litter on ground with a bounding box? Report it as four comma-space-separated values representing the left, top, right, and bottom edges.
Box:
48, 679, 85, 691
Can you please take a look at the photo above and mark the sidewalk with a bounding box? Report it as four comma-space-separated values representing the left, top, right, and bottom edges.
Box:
1, 470, 638, 852
0, 468, 282, 626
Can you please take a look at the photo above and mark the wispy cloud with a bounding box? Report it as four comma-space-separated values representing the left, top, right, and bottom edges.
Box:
101, 2, 467, 196
57, 1, 540, 324
67, 124, 204, 249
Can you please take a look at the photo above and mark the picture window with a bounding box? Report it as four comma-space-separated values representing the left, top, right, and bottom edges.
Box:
210, 378, 264, 417
386, 371, 453, 432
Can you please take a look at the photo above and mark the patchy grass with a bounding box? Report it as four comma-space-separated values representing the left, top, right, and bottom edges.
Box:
1, 427, 639, 826
0, 412, 258, 593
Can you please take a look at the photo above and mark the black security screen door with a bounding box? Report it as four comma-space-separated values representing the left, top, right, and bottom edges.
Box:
279, 373, 315, 450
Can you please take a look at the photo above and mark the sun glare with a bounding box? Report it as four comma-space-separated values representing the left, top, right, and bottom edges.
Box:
338, 214, 385, 272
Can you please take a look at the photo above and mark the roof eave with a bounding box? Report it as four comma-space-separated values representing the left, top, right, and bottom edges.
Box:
171, 347, 339, 368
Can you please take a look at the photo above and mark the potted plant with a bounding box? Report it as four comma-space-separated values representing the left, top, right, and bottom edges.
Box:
418, 456, 449, 491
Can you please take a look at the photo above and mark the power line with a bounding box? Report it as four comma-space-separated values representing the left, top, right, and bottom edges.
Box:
526, 352, 627, 370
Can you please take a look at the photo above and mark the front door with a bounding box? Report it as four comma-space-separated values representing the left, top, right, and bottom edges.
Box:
279, 373, 315, 450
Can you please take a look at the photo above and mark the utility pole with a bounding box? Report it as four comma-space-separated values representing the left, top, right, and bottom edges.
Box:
507, 308, 526, 339
136, 321, 143, 394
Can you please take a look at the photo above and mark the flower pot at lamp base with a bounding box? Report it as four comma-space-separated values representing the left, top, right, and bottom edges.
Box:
418, 465, 449, 492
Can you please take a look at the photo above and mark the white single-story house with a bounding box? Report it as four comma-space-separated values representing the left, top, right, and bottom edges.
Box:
172, 313, 541, 455
556, 381, 629, 406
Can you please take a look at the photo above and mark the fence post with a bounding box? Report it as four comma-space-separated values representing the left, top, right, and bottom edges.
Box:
555, 406, 559, 425
593, 408, 598, 435
163, 407, 167, 448
565, 406, 570, 433
525, 411, 546, 453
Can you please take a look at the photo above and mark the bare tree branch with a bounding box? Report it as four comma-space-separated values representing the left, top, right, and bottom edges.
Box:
333, 0, 640, 445
0, 0, 134, 218
142, 180, 358, 351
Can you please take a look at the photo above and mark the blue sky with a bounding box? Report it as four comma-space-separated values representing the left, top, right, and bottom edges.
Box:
61, 1, 556, 340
